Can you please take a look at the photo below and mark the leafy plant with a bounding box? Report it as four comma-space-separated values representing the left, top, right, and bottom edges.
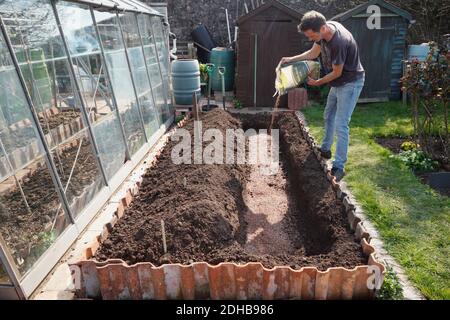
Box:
233, 98, 243, 109
400, 141, 420, 151
199, 63, 209, 83
39, 230, 57, 248
376, 267, 404, 300
391, 149, 439, 172
175, 114, 185, 124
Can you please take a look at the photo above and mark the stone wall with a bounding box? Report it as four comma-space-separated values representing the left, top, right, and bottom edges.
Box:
144, 0, 369, 45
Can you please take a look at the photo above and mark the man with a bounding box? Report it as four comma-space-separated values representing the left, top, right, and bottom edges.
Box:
279, 11, 365, 181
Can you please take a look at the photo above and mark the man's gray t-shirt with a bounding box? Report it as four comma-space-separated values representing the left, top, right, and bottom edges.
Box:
315, 21, 365, 87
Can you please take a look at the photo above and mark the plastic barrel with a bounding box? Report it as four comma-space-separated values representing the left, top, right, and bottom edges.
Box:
210, 47, 235, 92
191, 25, 216, 63
15, 48, 53, 110
171, 59, 201, 105
407, 44, 430, 62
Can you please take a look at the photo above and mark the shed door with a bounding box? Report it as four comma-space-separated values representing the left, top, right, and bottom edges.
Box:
236, 32, 255, 108
346, 19, 395, 101
253, 20, 298, 108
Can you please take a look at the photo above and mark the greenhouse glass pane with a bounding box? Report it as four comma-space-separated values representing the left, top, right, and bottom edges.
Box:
0, 0, 87, 149
50, 130, 105, 218
0, 29, 69, 278
137, 14, 164, 126
149, 16, 171, 122
56, 1, 127, 180
0, 261, 11, 284
90, 115, 126, 180
94, 10, 145, 155
0, 156, 70, 277
0, 31, 44, 180
120, 12, 159, 138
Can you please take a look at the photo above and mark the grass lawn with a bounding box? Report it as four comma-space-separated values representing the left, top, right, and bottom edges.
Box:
302, 101, 450, 300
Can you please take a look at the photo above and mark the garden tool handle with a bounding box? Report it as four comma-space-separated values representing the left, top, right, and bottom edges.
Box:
206, 63, 215, 74
217, 67, 226, 110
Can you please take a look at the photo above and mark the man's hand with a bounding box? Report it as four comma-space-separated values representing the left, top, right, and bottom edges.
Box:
277, 57, 292, 70
280, 57, 292, 65
307, 64, 343, 86
307, 77, 322, 86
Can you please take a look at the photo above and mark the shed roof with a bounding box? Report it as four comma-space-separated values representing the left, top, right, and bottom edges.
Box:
237, 0, 307, 25
332, 0, 412, 22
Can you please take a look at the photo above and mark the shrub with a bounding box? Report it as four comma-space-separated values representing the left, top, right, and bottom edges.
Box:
391, 149, 439, 172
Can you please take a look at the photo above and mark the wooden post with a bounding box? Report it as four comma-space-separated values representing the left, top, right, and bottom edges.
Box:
253, 33, 258, 109
402, 60, 407, 105
161, 219, 167, 254
188, 42, 195, 59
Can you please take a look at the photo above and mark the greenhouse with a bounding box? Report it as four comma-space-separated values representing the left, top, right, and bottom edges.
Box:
0, 0, 172, 299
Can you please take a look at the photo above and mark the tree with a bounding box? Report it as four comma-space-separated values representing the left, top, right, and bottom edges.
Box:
401, 42, 449, 165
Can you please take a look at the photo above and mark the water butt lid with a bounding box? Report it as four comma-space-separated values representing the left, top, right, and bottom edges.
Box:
213, 47, 234, 52
176, 59, 198, 62
407, 44, 430, 61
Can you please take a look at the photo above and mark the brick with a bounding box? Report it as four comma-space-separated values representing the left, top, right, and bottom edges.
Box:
288, 88, 308, 110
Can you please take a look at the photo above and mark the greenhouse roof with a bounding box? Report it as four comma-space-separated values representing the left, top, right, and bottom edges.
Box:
69, 0, 163, 16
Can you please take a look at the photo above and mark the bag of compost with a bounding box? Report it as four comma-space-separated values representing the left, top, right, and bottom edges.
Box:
274, 60, 320, 96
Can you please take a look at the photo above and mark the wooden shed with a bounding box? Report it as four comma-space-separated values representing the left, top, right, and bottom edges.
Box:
332, 0, 413, 102
236, 0, 308, 108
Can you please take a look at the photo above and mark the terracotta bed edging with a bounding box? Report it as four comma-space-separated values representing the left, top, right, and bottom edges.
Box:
71, 237, 383, 300
69, 111, 385, 300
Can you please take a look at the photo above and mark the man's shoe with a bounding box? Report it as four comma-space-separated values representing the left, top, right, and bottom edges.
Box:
331, 167, 346, 182
319, 148, 332, 159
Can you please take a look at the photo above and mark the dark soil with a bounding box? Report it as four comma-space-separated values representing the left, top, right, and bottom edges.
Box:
0, 140, 102, 272
94, 109, 367, 270
376, 136, 450, 197
375, 137, 404, 154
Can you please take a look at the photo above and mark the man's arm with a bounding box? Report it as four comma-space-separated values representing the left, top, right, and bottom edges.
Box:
278, 43, 321, 67
307, 63, 343, 86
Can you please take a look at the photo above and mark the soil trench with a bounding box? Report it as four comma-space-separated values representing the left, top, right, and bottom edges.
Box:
243, 132, 296, 255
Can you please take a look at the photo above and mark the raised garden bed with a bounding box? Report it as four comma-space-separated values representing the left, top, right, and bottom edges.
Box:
71, 109, 384, 300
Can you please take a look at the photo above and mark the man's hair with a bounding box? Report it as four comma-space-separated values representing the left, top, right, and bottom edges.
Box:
298, 11, 326, 33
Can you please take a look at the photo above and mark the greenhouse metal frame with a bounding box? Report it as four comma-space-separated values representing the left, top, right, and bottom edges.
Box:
0, 0, 173, 299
